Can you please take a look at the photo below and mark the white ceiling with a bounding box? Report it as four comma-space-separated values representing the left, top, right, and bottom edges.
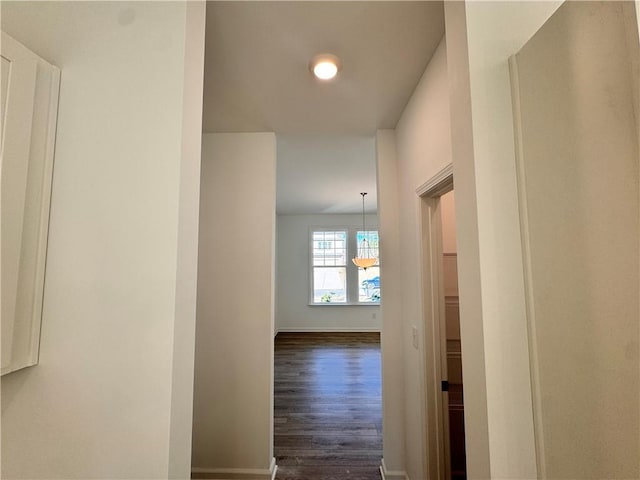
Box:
202, 1, 445, 214
276, 135, 377, 215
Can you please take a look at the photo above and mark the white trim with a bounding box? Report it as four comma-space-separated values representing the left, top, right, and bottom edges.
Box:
415, 163, 453, 197
29, 55, 60, 367
380, 459, 409, 480
192, 458, 277, 480
416, 170, 455, 479
509, 54, 546, 478
307, 302, 380, 307
418, 194, 450, 480
308, 226, 349, 305
276, 327, 380, 333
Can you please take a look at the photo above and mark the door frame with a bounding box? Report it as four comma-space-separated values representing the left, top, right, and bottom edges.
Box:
416, 163, 454, 480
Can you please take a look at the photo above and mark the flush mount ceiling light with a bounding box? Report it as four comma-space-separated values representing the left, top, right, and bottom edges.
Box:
309, 53, 341, 80
352, 192, 377, 270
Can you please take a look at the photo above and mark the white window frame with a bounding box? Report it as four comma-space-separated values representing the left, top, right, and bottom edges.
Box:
309, 226, 380, 306
309, 228, 349, 304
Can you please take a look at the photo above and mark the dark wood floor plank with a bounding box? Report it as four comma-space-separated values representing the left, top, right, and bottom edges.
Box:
274, 332, 382, 480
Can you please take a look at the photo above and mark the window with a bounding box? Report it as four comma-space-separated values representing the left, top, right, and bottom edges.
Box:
310, 228, 380, 304
357, 231, 380, 303
312, 230, 347, 303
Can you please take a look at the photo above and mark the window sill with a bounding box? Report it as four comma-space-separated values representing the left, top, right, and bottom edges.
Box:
308, 302, 380, 307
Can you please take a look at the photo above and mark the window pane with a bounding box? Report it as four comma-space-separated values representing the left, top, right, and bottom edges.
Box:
359, 266, 380, 303
313, 267, 347, 303
357, 230, 379, 263
312, 230, 347, 268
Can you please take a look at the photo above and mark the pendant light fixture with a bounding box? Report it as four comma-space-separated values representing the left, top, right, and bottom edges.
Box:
352, 192, 377, 270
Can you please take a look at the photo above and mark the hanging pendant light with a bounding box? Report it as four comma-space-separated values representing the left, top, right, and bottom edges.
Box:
352, 192, 377, 270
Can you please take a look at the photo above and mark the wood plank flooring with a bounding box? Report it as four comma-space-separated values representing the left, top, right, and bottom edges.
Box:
274, 332, 382, 480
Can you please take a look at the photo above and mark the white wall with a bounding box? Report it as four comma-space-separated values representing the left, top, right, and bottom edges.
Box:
637, 2, 640, 45
440, 190, 456, 255
441, 191, 458, 298
442, 4, 491, 476
168, 2, 206, 477
375, 130, 407, 478
0, 2, 204, 478
514, 2, 639, 477
389, 36, 453, 480
445, 2, 565, 478
379, 2, 564, 476
192, 133, 277, 478
276, 214, 380, 333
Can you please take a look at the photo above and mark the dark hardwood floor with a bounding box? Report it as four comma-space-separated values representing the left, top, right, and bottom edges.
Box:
274, 332, 382, 480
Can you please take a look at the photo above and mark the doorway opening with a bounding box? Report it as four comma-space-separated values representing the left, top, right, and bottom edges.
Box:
273, 137, 382, 480
419, 171, 467, 480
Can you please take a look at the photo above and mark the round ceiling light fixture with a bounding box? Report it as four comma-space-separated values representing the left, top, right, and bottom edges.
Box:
309, 53, 341, 80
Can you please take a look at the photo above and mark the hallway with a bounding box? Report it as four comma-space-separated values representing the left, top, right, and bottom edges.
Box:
274, 333, 382, 480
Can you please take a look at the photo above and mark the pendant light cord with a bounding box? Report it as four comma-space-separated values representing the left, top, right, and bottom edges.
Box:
361, 192, 367, 257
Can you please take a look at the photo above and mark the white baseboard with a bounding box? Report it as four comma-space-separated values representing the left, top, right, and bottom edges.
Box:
275, 327, 381, 333
380, 459, 409, 480
192, 458, 277, 480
